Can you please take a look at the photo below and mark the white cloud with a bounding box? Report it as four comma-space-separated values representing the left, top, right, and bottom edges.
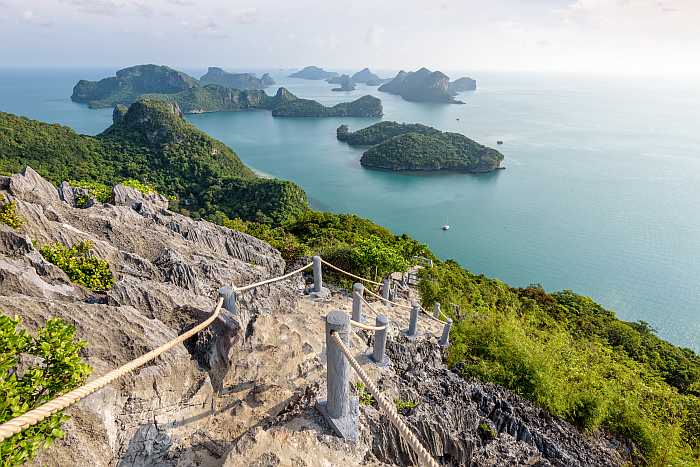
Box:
365, 24, 385, 47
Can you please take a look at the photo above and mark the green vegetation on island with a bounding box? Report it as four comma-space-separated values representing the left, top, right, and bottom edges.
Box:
0, 194, 24, 229
378, 67, 476, 103
338, 122, 504, 172
72, 65, 381, 117
0, 99, 308, 224
40, 241, 114, 292
199, 67, 274, 90
0, 315, 91, 466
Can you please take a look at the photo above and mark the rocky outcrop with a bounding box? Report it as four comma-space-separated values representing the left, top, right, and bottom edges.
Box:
448, 77, 477, 94
331, 74, 356, 92
0, 168, 305, 466
351, 68, 384, 85
361, 336, 629, 466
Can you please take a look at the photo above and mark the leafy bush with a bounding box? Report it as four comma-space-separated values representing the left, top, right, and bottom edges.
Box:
120, 178, 156, 195
355, 382, 375, 406
39, 241, 114, 292
0, 194, 24, 229
0, 315, 91, 466
68, 180, 111, 206
394, 398, 418, 414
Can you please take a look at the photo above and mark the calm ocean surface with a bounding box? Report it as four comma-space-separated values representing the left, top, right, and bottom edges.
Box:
1, 68, 698, 351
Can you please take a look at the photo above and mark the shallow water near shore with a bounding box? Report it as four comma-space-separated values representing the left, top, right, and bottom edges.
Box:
1, 68, 698, 351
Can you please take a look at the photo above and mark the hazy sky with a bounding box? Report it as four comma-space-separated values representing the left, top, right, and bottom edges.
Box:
2, 0, 699, 75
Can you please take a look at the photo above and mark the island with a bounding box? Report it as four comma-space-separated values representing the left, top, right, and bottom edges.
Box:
448, 77, 477, 94
272, 95, 382, 117
199, 67, 275, 89
288, 66, 339, 80
331, 75, 356, 92
378, 67, 476, 103
71, 65, 382, 118
337, 122, 503, 172
350, 68, 385, 85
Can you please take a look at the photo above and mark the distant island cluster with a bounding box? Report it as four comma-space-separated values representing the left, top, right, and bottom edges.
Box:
289, 65, 476, 103
71, 63, 501, 174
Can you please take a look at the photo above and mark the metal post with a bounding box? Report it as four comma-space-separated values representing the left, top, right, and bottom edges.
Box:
313, 255, 323, 292
372, 314, 389, 365
325, 310, 351, 419
382, 278, 391, 306
352, 282, 364, 323
407, 301, 419, 338
433, 302, 441, 320
439, 318, 453, 347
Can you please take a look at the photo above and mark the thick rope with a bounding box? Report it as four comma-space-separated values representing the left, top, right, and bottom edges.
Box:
0, 298, 224, 443
320, 259, 382, 286
349, 319, 387, 331
421, 306, 447, 325
234, 262, 313, 292
364, 287, 413, 310
356, 293, 382, 318
331, 333, 440, 467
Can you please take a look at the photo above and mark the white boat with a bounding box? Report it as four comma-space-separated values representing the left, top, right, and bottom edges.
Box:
442, 225, 450, 230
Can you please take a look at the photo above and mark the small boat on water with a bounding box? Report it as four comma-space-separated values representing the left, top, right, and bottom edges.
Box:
497, 140, 503, 145
442, 225, 450, 230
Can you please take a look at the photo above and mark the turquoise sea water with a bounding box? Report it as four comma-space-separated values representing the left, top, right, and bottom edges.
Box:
1, 68, 698, 351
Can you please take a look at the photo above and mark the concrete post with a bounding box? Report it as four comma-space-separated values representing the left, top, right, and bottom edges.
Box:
352, 282, 364, 323
312, 255, 323, 293
407, 301, 419, 338
439, 318, 453, 347
326, 310, 351, 418
372, 314, 389, 365
382, 278, 391, 306
433, 302, 441, 320
218, 285, 236, 314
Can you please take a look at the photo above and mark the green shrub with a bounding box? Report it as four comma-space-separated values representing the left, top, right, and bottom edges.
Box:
0, 194, 23, 229
120, 178, 156, 195
68, 180, 111, 206
394, 399, 418, 413
39, 241, 114, 292
0, 315, 91, 466
355, 382, 375, 406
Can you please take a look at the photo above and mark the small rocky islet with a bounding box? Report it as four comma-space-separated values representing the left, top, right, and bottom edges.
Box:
337, 121, 504, 173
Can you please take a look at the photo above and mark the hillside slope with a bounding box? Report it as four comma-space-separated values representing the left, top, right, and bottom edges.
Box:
0, 99, 307, 223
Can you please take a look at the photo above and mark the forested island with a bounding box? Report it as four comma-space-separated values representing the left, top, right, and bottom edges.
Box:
288, 65, 338, 80
379, 67, 477, 103
71, 65, 382, 117
199, 66, 274, 89
2, 97, 699, 467
330, 74, 356, 92
337, 122, 503, 172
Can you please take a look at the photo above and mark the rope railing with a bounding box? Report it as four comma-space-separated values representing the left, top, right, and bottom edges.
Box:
349, 319, 387, 331
364, 286, 413, 309
0, 297, 224, 444
234, 262, 313, 292
331, 332, 440, 467
320, 258, 382, 286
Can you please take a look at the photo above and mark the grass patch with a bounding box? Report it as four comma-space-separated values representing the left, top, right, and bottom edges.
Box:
39, 240, 114, 292
0, 194, 23, 229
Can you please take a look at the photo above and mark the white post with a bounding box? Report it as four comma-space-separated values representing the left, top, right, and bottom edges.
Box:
439, 318, 453, 347
325, 310, 351, 419
372, 314, 389, 365
313, 255, 323, 293
407, 301, 419, 338
433, 302, 441, 320
382, 278, 391, 306
352, 282, 364, 323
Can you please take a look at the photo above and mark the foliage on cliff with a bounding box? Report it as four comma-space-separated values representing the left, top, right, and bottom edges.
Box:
0, 101, 308, 224
40, 241, 114, 292
0, 316, 91, 466
418, 260, 700, 464
0, 194, 24, 229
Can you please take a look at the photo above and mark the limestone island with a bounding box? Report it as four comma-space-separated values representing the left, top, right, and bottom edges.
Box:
337, 121, 503, 173
199, 67, 275, 89
350, 68, 387, 86
71, 65, 382, 118
288, 66, 339, 80
379, 67, 477, 103
331, 75, 356, 92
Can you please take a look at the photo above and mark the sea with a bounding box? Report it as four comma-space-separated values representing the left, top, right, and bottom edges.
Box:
0, 67, 698, 352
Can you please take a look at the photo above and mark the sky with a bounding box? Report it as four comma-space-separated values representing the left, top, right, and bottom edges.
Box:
2, 0, 699, 76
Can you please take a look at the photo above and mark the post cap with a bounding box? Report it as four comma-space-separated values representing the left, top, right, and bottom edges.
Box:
327, 309, 350, 331
375, 314, 389, 326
